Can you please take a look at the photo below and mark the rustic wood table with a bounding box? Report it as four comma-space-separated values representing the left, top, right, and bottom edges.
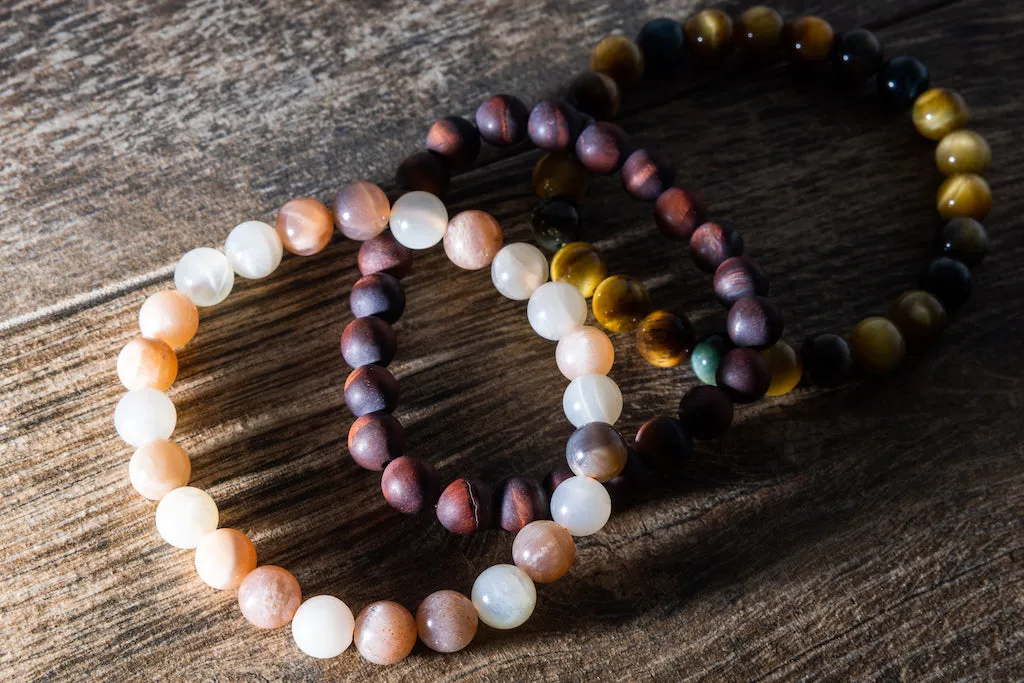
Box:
2, 0, 1022, 680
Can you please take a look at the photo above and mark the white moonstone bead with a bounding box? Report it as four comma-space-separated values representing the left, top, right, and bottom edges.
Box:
174, 247, 234, 306
114, 388, 177, 447
292, 595, 356, 659
562, 373, 622, 427
225, 220, 283, 279
155, 486, 219, 549
527, 281, 587, 341
550, 475, 611, 536
471, 564, 536, 630
491, 243, 549, 300
389, 191, 448, 250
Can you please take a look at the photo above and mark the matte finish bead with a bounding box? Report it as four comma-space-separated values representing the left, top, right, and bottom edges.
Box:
389, 191, 448, 250
634, 416, 692, 475
475, 94, 528, 147
528, 281, 588, 341
919, 257, 972, 311
344, 366, 399, 417
685, 9, 734, 62
358, 232, 414, 280
878, 56, 930, 109
913, 88, 969, 141
851, 317, 906, 375
566, 422, 628, 482
292, 595, 355, 659
350, 272, 405, 323
426, 116, 481, 170
556, 325, 615, 380
575, 122, 631, 175
735, 6, 784, 57
333, 182, 391, 242
114, 387, 176, 447
138, 290, 199, 349
604, 449, 651, 507
472, 565, 536, 629
762, 340, 802, 396
117, 336, 178, 391
635, 310, 695, 368
543, 463, 575, 497
416, 590, 478, 653
225, 220, 283, 279
341, 316, 397, 368
444, 210, 503, 270
936, 130, 991, 176
678, 385, 734, 440
563, 374, 623, 427
592, 275, 651, 333
713, 256, 769, 307
690, 222, 744, 273
621, 148, 675, 202
551, 241, 607, 298
786, 16, 834, 62
491, 242, 549, 301
194, 528, 257, 591
354, 601, 417, 665
592, 35, 645, 87
395, 151, 450, 198
716, 347, 772, 403
800, 333, 854, 388
532, 151, 589, 201
155, 486, 218, 549
275, 197, 333, 256
495, 477, 549, 533
654, 187, 706, 241
636, 18, 685, 74
436, 478, 492, 535
512, 520, 576, 583
174, 247, 234, 307
531, 198, 582, 252
550, 475, 611, 536
348, 412, 405, 471
691, 334, 730, 385
381, 456, 440, 515
129, 440, 190, 500
937, 173, 991, 221
567, 71, 620, 121
887, 290, 948, 348
727, 296, 784, 350
238, 566, 302, 629
832, 29, 884, 81
528, 100, 583, 151
935, 217, 989, 266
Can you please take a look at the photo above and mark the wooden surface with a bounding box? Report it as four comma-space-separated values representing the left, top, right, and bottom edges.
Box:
2, 0, 1023, 680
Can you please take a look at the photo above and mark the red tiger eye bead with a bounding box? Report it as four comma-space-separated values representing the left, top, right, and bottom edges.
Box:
395, 151, 450, 199
358, 232, 414, 280
528, 100, 584, 151
716, 347, 772, 403
382, 456, 440, 515
575, 122, 631, 174
622, 148, 675, 201
426, 116, 481, 169
476, 94, 529, 147
495, 477, 549, 533
690, 222, 744, 273
654, 187, 706, 241
713, 256, 769, 307
436, 478, 493, 535
348, 411, 405, 471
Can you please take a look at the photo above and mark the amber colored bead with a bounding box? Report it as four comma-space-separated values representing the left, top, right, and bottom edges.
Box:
276, 197, 333, 256
685, 9, 734, 62
887, 290, 948, 349
344, 365, 399, 417
654, 187, 706, 241
381, 455, 440, 515
678, 385, 733, 440
567, 71, 620, 121
551, 242, 607, 298
592, 275, 652, 333
395, 151, 450, 198
935, 130, 991, 176
850, 317, 905, 375
575, 122, 631, 175
604, 450, 651, 507
358, 232, 413, 280
621, 148, 675, 202
476, 94, 529, 147
532, 151, 589, 201
735, 6, 784, 57
495, 477, 549, 533
762, 340, 802, 396
912, 88, 969, 141
935, 217, 989, 266
117, 337, 178, 391
919, 257, 972, 311
716, 347, 771, 403
634, 415, 692, 475
532, 198, 582, 252
713, 256, 768, 307
635, 310, 695, 368
426, 115, 481, 170
350, 272, 405, 323
800, 333, 853, 388
348, 411, 404, 471
528, 100, 584, 152
690, 222, 744, 273
727, 296, 783, 350
785, 16, 834, 63
937, 173, 991, 221
341, 316, 397, 369
591, 35, 645, 88
436, 478, 492, 535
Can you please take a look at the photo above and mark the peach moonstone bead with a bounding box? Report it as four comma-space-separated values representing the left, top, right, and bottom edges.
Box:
416, 590, 478, 653
512, 520, 576, 583
138, 290, 199, 349
443, 210, 504, 270
555, 326, 615, 380
238, 565, 302, 629
353, 600, 418, 665
128, 440, 191, 500
334, 181, 391, 241
276, 197, 333, 256
117, 337, 178, 391
194, 528, 257, 590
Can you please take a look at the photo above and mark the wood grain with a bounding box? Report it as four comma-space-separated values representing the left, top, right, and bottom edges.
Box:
2, 0, 1023, 680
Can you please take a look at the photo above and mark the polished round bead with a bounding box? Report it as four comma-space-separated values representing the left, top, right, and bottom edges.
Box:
381, 456, 440, 515
566, 422, 628, 482
786, 16, 834, 62
887, 290, 948, 348
512, 520, 576, 583
155, 486, 218, 549
685, 9, 734, 62
444, 210, 503, 270
358, 231, 414, 280
621, 148, 675, 201
426, 116, 481, 170
690, 222, 744, 273
551, 242, 607, 298
238, 566, 302, 629
935, 130, 991, 176
475, 94, 529, 147
913, 88, 969, 141
832, 29, 884, 81
531, 198, 583, 252
592, 35, 645, 87
878, 56, 930, 109
654, 187, 706, 241
114, 387, 176, 447
340, 317, 396, 369
416, 590, 478, 653
129, 440, 191, 500
634, 415, 692, 475
350, 272, 405, 323
389, 191, 448, 250
194, 528, 257, 590
117, 336, 178, 391
800, 333, 854, 388
850, 317, 905, 375
935, 217, 989, 266
275, 197, 333, 256
292, 595, 355, 659
635, 310, 695, 368
691, 334, 730, 385
353, 601, 417, 665
527, 99, 583, 152
527, 281, 588, 341
550, 475, 612, 536
727, 296, 784, 350
436, 478, 492, 535
735, 6, 784, 57
225, 221, 283, 279
762, 340, 802, 396
567, 71, 620, 121
592, 275, 651, 333
556, 325, 615, 380
491, 242, 549, 301
714, 256, 769, 307
344, 365, 399, 416
348, 411, 404, 471
395, 151, 450, 198
919, 257, 972, 311
174, 247, 234, 307
937, 173, 991, 221
496, 477, 549, 533
678, 385, 734, 440
562, 373, 623, 427
472, 565, 536, 630
333, 182, 391, 242
532, 151, 589, 201
138, 290, 199, 349
575, 122, 631, 175
716, 347, 771, 403
604, 450, 651, 506
636, 18, 686, 74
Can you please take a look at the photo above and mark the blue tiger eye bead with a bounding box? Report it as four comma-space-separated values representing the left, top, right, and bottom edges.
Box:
877, 56, 930, 108
636, 18, 686, 74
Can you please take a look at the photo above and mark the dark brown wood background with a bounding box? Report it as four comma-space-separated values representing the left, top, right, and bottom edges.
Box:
2, 0, 1022, 680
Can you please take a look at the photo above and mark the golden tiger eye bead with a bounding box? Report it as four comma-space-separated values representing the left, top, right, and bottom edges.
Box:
935, 130, 991, 176
850, 317, 905, 375
551, 242, 607, 298
684, 9, 734, 62
912, 88, 969, 141
785, 16, 834, 63
532, 152, 589, 201
887, 290, 948, 348
592, 275, 652, 333
635, 310, 696, 368
591, 35, 645, 88
735, 5, 784, 57
937, 173, 992, 220
761, 340, 802, 396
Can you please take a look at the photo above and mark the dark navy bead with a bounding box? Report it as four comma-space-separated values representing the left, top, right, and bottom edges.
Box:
832, 29, 884, 81
919, 257, 972, 311
636, 18, 686, 74
877, 56, 930, 108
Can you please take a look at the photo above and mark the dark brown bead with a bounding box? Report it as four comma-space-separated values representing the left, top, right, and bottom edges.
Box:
567, 71, 620, 121
887, 290, 948, 349
678, 385, 734, 440
436, 478, 492, 535
426, 116, 481, 170
350, 273, 405, 323
475, 94, 529, 147
919, 257, 972, 311
395, 151, 450, 198
348, 411, 404, 470
935, 217, 989, 266
726, 296, 784, 350
381, 456, 439, 515
654, 187, 706, 241
575, 122, 631, 174
621, 148, 675, 201
785, 16, 835, 63
713, 256, 769, 307
634, 415, 692, 476
690, 222, 744, 273
543, 463, 575, 497
344, 365, 400, 417
495, 477, 549, 533
341, 316, 397, 369
716, 347, 771, 404
358, 232, 414, 280
528, 100, 583, 151
800, 333, 854, 388
604, 450, 651, 507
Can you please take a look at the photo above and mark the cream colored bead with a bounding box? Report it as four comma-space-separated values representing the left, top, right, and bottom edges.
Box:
155, 486, 218, 549
389, 191, 448, 249
138, 290, 199, 349
527, 281, 587, 341
562, 373, 622, 427
128, 440, 191, 500
174, 248, 234, 306
225, 220, 283, 279
292, 595, 356, 659
555, 326, 614, 380
491, 243, 549, 300
114, 388, 176, 447
550, 475, 611, 536
194, 528, 257, 590
117, 337, 178, 391
471, 564, 536, 630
